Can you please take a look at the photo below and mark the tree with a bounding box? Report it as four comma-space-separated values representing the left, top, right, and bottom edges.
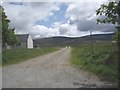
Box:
96, 1, 120, 42
0, 5, 18, 48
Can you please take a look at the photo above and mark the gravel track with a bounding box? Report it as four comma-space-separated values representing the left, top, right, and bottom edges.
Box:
2, 48, 114, 88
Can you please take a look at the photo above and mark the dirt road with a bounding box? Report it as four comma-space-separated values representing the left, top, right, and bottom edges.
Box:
2, 48, 112, 88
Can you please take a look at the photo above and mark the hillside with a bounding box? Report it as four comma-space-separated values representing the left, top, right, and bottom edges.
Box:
33, 33, 114, 47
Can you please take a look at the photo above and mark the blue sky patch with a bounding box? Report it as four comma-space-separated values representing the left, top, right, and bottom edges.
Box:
35, 3, 68, 28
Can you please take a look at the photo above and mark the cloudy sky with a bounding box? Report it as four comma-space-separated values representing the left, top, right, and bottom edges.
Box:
1, 0, 116, 39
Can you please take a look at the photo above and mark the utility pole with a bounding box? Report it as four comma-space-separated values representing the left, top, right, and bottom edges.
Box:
90, 30, 93, 55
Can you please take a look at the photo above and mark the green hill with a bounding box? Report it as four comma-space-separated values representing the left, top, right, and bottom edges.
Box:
33, 33, 114, 47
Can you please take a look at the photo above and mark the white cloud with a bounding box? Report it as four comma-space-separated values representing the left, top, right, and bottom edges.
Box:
65, 2, 116, 33
31, 25, 60, 38
2, 2, 60, 37
49, 12, 54, 16
31, 22, 80, 39
2, 1, 115, 39
34, 34, 41, 38
59, 23, 79, 36
65, 2, 101, 21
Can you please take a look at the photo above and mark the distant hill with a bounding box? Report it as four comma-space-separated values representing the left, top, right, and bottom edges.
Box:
33, 33, 114, 47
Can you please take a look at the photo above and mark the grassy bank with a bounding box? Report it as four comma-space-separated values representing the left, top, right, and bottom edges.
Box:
2, 47, 59, 66
71, 42, 118, 83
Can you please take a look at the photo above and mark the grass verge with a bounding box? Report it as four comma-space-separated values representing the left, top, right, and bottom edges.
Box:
2, 47, 59, 66
71, 42, 118, 83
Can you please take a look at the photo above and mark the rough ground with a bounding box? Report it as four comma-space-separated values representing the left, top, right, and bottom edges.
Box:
2, 48, 114, 88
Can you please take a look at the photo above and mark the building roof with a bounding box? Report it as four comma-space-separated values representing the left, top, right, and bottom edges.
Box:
17, 34, 29, 42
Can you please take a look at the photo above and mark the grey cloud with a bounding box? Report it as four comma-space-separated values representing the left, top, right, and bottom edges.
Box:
68, 19, 78, 25
29, 2, 47, 8
76, 18, 116, 32
59, 27, 68, 35
95, 23, 116, 32
77, 19, 95, 31
66, 2, 116, 33
97, 15, 108, 20
8, 2, 23, 5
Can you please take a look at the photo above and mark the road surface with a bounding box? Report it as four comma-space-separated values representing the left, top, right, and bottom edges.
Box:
2, 48, 113, 88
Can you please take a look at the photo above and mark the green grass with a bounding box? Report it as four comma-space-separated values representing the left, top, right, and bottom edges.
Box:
2, 47, 59, 66
71, 42, 118, 83
0, 53, 2, 66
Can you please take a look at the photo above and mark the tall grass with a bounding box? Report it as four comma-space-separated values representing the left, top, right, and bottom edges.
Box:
71, 42, 118, 83
2, 47, 59, 66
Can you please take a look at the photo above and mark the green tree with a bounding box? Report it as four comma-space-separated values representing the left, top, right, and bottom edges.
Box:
96, 1, 120, 41
0, 5, 18, 47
